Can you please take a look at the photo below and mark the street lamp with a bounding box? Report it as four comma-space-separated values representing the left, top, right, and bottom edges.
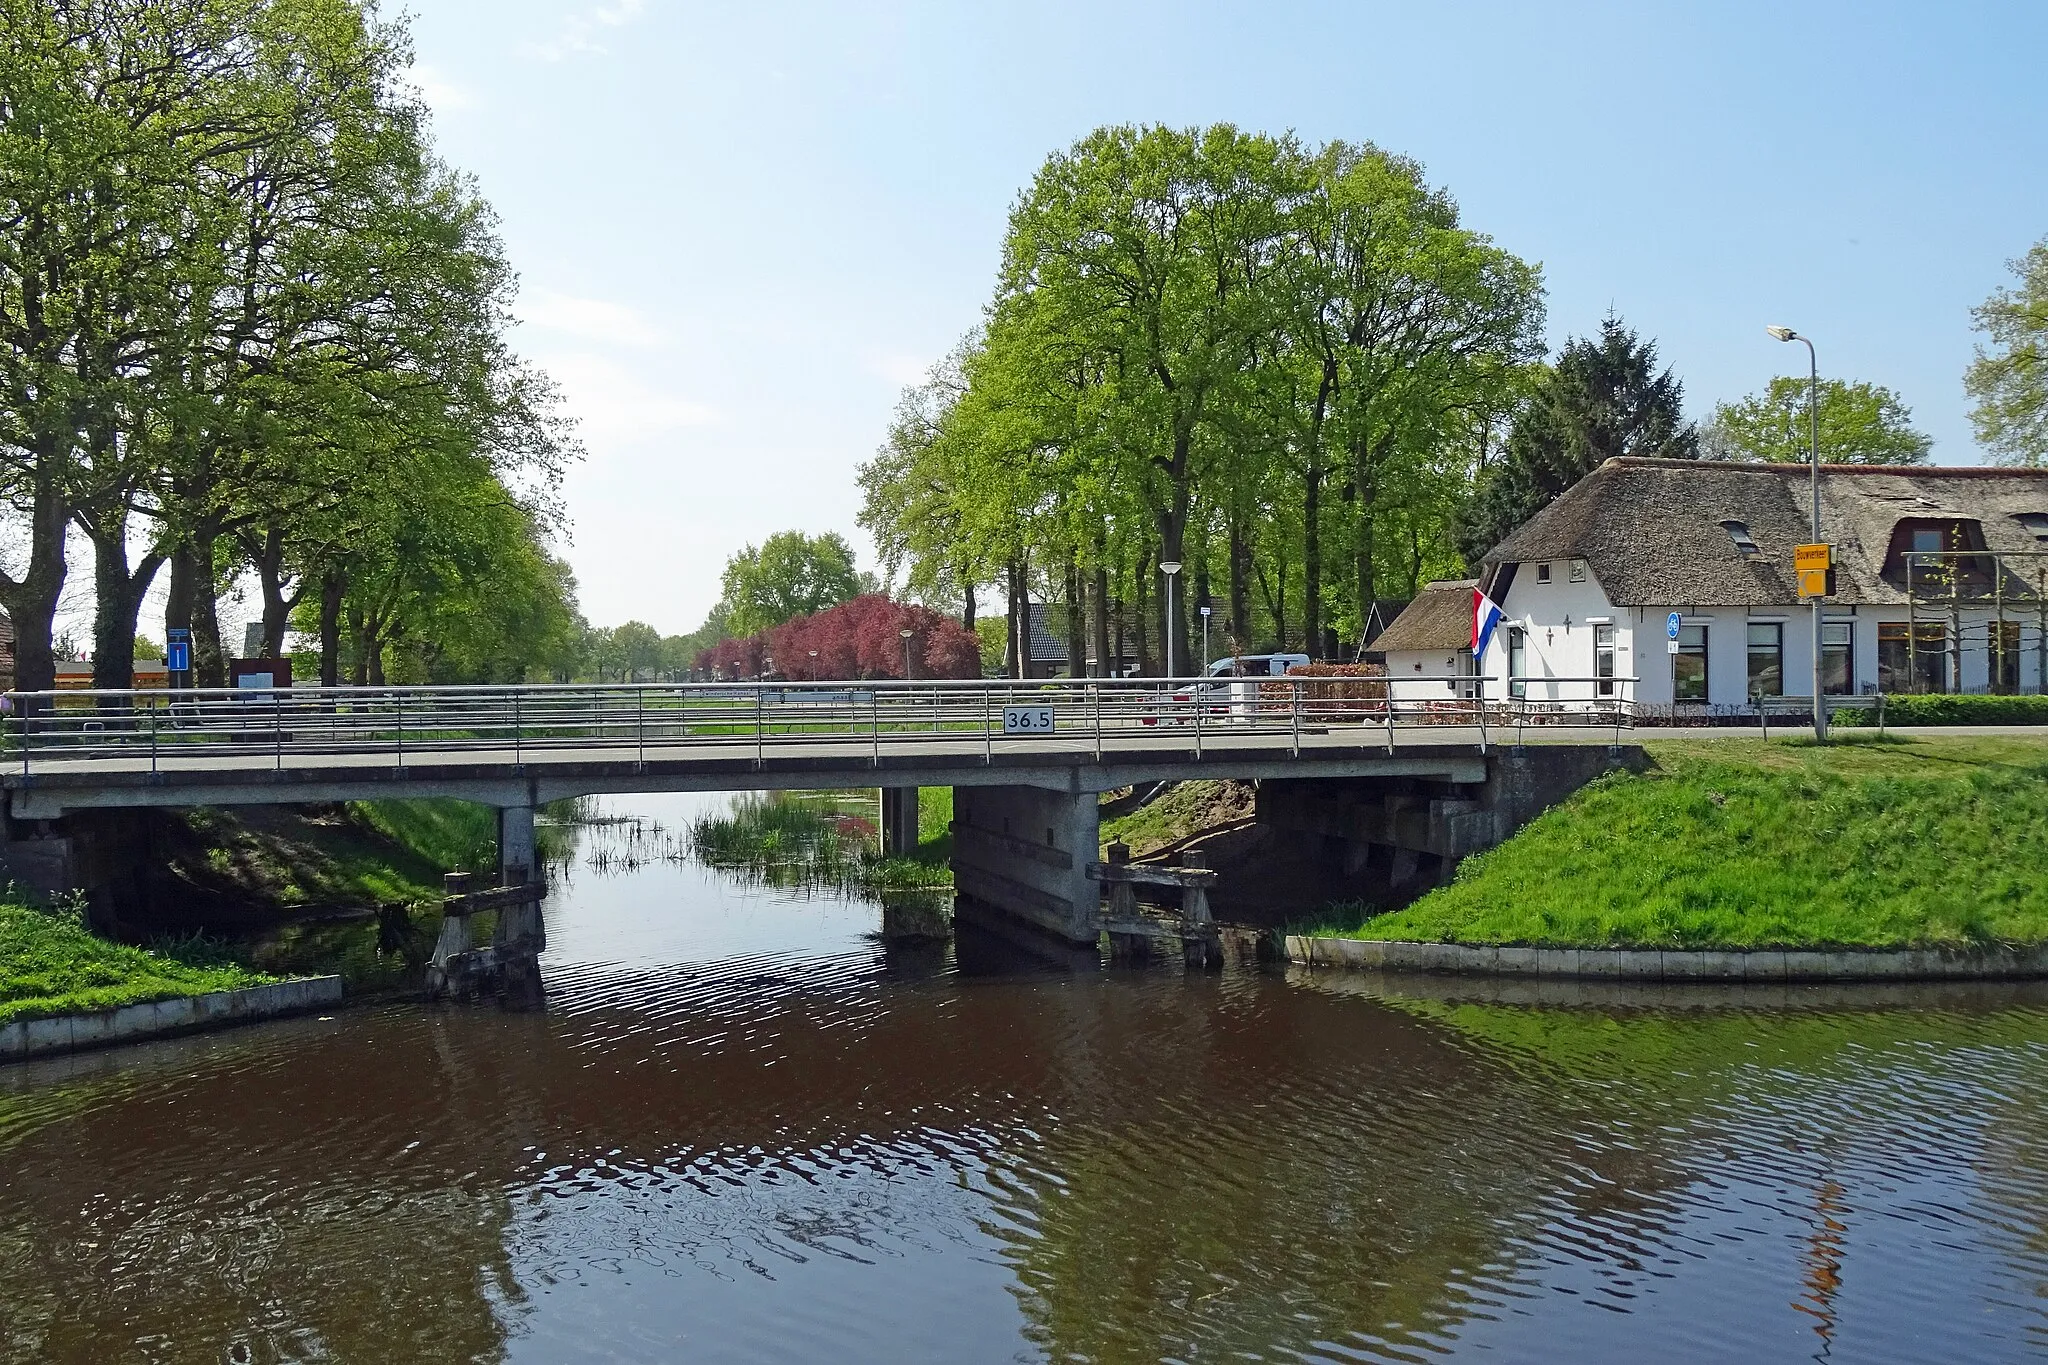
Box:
1767, 324, 1826, 743
1158, 561, 1182, 677
1199, 604, 1212, 670
807, 649, 818, 681
899, 628, 915, 680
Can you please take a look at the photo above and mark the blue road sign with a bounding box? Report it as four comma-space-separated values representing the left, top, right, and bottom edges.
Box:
1666, 611, 1683, 641
166, 627, 191, 673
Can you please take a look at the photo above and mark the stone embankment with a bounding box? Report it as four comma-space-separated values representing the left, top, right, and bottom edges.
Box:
0, 977, 343, 1062
1287, 937, 2048, 981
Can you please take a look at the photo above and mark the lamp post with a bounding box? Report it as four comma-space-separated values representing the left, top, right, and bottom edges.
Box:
1766, 324, 1826, 743
807, 649, 818, 681
899, 628, 915, 680
1199, 604, 1212, 670
1159, 561, 1182, 676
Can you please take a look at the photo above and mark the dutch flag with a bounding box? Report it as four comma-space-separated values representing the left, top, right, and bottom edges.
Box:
1472, 588, 1506, 659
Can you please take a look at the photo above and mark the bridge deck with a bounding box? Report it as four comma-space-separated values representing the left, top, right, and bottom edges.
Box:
0, 724, 1638, 816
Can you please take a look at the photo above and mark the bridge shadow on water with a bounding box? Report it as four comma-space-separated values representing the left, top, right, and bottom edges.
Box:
3, 790, 2048, 1363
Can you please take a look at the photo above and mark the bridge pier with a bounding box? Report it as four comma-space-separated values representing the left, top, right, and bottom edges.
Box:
949, 784, 1100, 945
878, 786, 919, 857
493, 805, 545, 1008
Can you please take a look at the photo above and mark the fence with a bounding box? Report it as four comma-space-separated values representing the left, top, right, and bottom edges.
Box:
0, 674, 1638, 774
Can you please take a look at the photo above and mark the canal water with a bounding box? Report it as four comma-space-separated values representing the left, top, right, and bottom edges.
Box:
4, 791, 2048, 1364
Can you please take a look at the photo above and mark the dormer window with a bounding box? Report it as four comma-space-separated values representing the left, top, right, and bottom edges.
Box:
1721, 520, 1761, 557
2015, 512, 2048, 545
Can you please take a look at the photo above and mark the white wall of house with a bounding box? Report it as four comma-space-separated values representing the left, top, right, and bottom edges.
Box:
1480, 560, 1631, 705
1384, 646, 1472, 701
1482, 586, 2048, 709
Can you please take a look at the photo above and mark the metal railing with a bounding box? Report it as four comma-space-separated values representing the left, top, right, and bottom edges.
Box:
0, 674, 1637, 774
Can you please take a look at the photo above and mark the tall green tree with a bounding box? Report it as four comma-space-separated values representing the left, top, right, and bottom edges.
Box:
1458, 316, 1698, 565
1705, 376, 1931, 465
1966, 238, 2048, 465
719, 531, 866, 635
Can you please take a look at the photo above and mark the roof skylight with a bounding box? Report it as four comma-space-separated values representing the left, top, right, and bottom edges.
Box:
2015, 512, 2048, 544
1720, 520, 1761, 556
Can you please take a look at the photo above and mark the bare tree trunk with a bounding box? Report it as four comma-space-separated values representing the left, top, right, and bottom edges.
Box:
960, 568, 975, 631
1228, 522, 1251, 649
0, 463, 70, 701
167, 528, 227, 685
86, 513, 166, 691
1133, 553, 1153, 677
1091, 562, 1111, 678
318, 570, 345, 687
1064, 560, 1084, 679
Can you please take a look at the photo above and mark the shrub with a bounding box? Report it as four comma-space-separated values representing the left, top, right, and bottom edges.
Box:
1834, 694, 2048, 727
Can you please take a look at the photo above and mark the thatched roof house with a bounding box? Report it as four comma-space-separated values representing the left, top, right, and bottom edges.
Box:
1481, 458, 2048, 608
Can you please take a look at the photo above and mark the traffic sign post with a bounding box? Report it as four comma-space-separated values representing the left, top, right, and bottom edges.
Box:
1666, 611, 1682, 655
1795, 543, 1833, 600
166, 627, 191, 682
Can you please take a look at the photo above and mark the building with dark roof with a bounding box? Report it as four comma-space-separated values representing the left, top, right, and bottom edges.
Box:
1451, 457, 2048, 711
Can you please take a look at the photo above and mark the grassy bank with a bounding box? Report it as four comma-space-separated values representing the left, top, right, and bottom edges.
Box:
0, 898, 273, 1025
1099, 780, 1257, 857
1315, 734, 2048, 950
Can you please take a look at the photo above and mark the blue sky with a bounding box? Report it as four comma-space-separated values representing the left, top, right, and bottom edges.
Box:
399, 0, 2048, 634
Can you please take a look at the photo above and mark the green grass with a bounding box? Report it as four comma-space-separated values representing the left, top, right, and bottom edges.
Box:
1099, 780, 1256, 856
0, 899, 274, 1025
1318, 734, 2048, 950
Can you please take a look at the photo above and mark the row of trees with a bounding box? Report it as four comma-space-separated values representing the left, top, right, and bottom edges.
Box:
1, 0, 578, 694
856, 123, 1967, 675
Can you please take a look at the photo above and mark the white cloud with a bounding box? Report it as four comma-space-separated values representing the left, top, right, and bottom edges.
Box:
407, 62, 478, 112
520, 290, 666, 346
527, 0, 649, 61
541, 351, 717, 442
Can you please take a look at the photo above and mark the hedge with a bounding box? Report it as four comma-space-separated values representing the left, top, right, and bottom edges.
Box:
1834, 693, 2048, 726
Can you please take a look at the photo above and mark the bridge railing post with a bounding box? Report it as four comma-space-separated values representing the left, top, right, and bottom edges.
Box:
637, 687, 645, 764
756, 685, 766, 769
1291, 678, 1300, 758
395, 690, 403, 766
983, 688, 992, 764
514, 690, 522, 764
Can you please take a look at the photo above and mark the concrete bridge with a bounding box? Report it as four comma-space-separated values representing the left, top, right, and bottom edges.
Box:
0, 679, 1637, 944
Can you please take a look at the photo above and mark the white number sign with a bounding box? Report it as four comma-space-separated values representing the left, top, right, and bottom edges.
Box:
1002, 704, 1055, 735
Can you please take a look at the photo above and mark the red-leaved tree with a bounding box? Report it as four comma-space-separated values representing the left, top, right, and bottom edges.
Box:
697, 595, 980, 680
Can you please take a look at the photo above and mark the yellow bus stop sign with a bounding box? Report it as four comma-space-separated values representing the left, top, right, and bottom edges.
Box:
1795, 542, 1832, 599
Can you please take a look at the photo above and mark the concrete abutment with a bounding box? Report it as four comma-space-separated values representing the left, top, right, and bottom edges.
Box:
949, 784, 1101, 945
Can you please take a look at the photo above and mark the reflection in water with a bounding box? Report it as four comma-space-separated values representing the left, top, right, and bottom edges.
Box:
1, 790, 2047, 1363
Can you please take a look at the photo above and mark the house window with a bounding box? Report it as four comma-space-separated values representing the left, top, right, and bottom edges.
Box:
1534, 563, 1551, 584
1822, 622, 1853, 695
1995, 621, 2022, 694
1507, 626, 1527, 699
1878, 621, 1946, 693
1569, 559, 1587, 583
1674, 624, 1708, 702
1747, 622, 1784, 699
1594, 624, 1616, 698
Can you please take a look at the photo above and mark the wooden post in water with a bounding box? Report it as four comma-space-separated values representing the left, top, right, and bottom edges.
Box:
1179, 850, 1221, 972
428, 871, 474, 998
1103, 841, 1151, 963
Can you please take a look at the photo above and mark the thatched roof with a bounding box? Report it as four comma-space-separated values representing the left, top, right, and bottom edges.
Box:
1372, 579, 1475, 653
1483, 459, 2048, 607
